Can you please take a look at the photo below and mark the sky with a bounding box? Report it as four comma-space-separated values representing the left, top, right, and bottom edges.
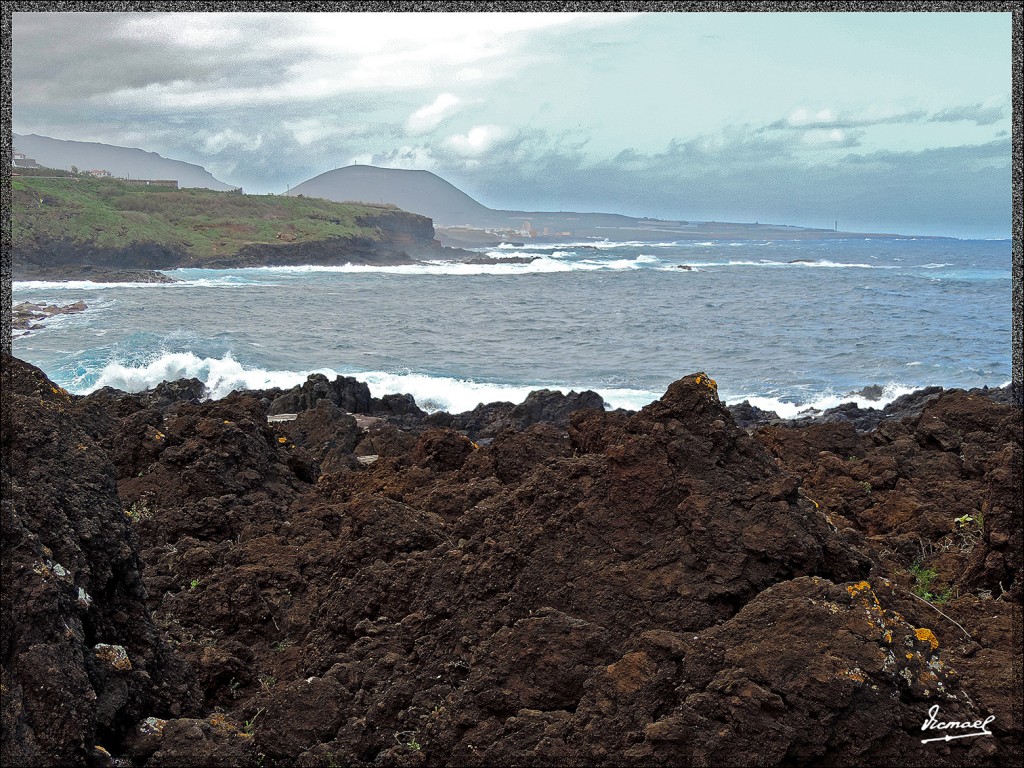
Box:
11, 10, 1013, 238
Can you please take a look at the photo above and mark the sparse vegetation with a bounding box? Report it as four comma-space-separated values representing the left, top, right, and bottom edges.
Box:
910, 562, 953, 604
244, 708, 264, 734
395, 731, 422, 751
11, 175, 397, 260
124, 498, 152, 523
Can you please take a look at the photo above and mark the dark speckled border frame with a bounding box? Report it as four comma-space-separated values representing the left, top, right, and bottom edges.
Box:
0, 0, 1022, 751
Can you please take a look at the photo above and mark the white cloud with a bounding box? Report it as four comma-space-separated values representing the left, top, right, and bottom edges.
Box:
800, 128, 848, 145
203, 128, 263, 153
282, 118, 370, 146
352, 145, 439, 171
787, 108, 810, 125
405, 93, 461, 134
789, 107, 836, 126
448, 125, 508, 156
116, 13, 249, 48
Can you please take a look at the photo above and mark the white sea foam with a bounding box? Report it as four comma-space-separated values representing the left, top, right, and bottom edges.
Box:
74, 352, 658, 412
81, 352, 334, 400
243, 256, 674, 276
15, 276, 278, 290
723, 382, 921, 420
247, 259, 579, 276
15, 280, 169, 290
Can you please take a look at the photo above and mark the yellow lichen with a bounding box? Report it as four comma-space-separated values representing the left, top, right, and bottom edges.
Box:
846, 580, 872, 596
693, 373, 718, 391
914, 627, 939, 650
278, 437, 288, 444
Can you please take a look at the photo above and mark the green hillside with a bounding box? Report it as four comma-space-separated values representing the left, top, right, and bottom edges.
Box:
11, 175, 399, 260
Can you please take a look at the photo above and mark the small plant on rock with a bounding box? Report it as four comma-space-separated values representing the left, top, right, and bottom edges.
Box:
395, 731, 422, 751
910, 561, 953, 603
124, 494, 154, 523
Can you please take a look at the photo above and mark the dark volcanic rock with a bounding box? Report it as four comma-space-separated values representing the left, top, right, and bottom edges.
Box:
727, 399, 782, 429
12, 300, 89, 335
269, 373, 374, 415
13, 265, 177, 283
4, 358, 1020, 766
1, 354, 196, 766
431, 387, 607, 439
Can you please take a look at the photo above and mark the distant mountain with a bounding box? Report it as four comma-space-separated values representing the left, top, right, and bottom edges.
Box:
287, 165, 495, 227
12, 133, 237, 191
285, 165, 864, 244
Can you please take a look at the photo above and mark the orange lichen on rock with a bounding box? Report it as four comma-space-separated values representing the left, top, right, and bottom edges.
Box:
914, 627, 940, 650
693, 372, 718, 391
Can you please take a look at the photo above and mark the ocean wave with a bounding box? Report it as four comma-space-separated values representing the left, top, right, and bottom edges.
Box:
79, 352, 332, 400
655, 259, 899, 271
241, 256, 676, 276
15, 280, 173, 290
722, 382, 921, 420
71, 352, 659, 412
15, 276, 279, 290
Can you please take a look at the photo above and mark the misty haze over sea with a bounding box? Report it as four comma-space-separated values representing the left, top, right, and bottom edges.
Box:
12, 236, 1011, 417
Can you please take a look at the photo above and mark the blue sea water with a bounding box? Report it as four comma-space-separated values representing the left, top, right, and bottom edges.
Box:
11, 237, 1013, 417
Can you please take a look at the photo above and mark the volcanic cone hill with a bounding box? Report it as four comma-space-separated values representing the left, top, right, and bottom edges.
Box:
2, 354, 1020, 766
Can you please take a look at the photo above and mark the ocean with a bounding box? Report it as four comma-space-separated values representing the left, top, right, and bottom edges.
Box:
11, 237, 1012, 418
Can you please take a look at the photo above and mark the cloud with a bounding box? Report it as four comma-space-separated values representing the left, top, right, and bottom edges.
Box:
768, 107, 929, 131
447, 125, 509, 156
202, 128, 264, 154
350, 146, 439, 171
928, 102, 1006, 126
405, 94, 461, 134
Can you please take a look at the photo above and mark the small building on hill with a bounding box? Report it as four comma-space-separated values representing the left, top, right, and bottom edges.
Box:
12, 150, 41, 169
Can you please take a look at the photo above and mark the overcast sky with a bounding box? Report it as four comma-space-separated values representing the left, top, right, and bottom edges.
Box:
12, 10, 1012, 238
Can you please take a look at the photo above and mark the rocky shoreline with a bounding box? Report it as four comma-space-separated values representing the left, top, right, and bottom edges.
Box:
13, 266, 178, 284
12, 300, 90, 335
2, 354, 1020, 767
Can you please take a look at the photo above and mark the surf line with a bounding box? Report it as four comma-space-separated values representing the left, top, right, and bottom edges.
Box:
920, 705, 995, 744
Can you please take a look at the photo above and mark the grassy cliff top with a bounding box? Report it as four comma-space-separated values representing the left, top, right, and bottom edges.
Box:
11, 175, 404, 259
